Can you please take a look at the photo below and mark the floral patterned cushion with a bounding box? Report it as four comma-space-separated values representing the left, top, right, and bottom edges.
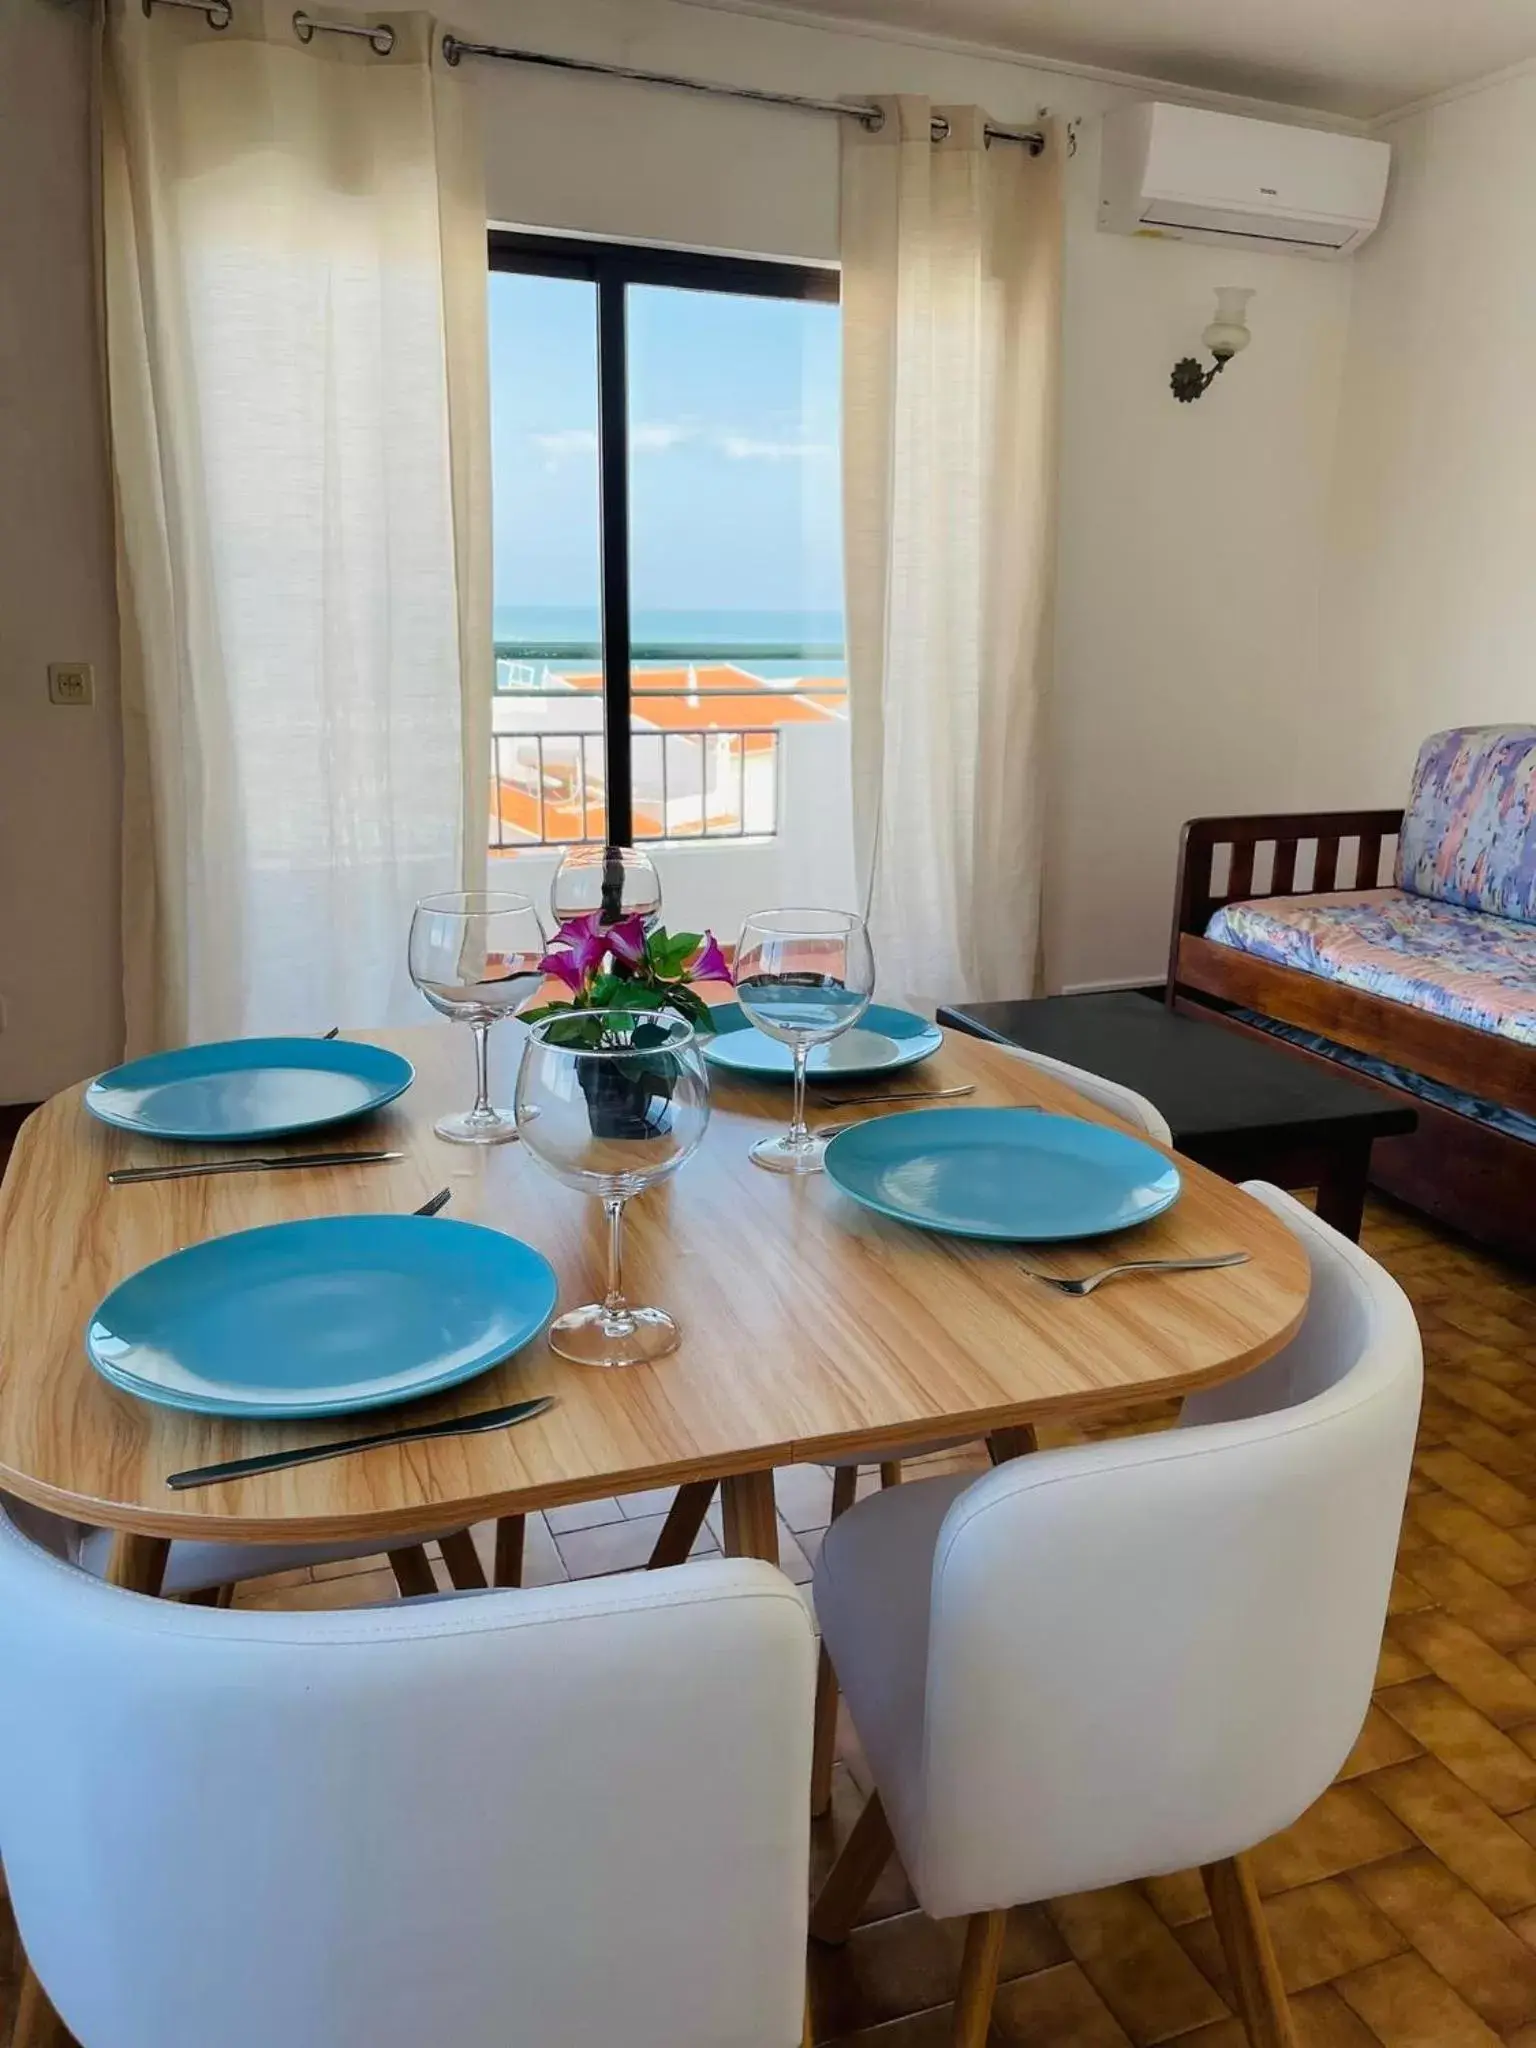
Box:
1205, 889, 1536, 1044
1396, 725, 1536, 925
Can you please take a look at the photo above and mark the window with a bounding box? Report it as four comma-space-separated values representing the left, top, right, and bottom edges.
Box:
487, 233, 854, 936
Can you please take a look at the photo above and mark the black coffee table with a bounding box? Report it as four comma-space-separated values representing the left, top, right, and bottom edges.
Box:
937, 992, 1417, 1242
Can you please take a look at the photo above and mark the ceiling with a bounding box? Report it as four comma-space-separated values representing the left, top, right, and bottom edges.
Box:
698, 0, 1536, 119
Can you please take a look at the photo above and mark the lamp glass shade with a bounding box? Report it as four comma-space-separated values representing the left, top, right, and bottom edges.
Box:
1203, 286, 1255, 360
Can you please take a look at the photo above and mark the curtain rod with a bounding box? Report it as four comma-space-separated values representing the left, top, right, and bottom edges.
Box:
438, 37, 1048, 154
136, 4, 1048, 155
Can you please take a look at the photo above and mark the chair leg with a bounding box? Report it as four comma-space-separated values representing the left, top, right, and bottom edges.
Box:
829, 1464, 858, 1521
493, 1514, 525, 1588
1202, 1854, 1299, 2048
438, 1530, 488, 1591
646, 1479, 716, 1568
810, 1642, 840, 1817
11, 1960, 71, 2048
987, 1424, 1038, 1463
809, 1790, 894, 1946
951, 1909, 1007, 2048
386, 1545, 439, 1598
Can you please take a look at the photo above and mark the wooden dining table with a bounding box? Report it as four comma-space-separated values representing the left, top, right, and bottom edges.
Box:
0, 1022, 1311, 1596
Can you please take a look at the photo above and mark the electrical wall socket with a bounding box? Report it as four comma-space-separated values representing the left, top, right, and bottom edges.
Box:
48, 662, 94, 707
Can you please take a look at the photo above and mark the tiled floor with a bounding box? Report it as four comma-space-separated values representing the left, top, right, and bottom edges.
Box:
6, 1196, 1536, 2046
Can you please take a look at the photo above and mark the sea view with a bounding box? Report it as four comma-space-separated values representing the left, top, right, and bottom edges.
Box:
494, 605, 847, 685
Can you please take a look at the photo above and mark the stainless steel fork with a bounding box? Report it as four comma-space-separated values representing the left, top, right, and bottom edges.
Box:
1020, 1251, 1251, 1297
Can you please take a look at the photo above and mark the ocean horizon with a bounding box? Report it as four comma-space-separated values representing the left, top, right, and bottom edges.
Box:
494, 603, 846, 683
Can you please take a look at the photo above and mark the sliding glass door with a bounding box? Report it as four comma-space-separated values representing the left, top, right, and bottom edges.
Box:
487, 233, 854, 936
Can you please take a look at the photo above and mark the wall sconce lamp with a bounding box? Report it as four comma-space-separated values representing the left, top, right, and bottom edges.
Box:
1171, 287, 1255, 402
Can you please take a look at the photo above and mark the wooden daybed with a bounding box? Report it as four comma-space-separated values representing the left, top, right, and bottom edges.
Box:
1168, 807, 1536, 1265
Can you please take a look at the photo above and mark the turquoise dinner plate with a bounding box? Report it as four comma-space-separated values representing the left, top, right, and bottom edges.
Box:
85, 1037, 414, 1143
824, 1107, 1181, 1243
86, 1214, 559, 1420
703, 1002, 944, 1081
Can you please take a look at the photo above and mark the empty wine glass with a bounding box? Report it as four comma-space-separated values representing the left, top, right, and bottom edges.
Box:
409, 890, 547, 1145
515, 1010, 710, 1366
550, 844, 663, 932
735, 907, 875, 1174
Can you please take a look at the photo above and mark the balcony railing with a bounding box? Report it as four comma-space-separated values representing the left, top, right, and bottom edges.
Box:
488, 643, 847, 852
490, 727, 783, 849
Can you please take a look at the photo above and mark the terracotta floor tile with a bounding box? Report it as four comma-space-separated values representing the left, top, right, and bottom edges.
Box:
543, 1495, 626, 1535
1375, 1679, 1536, 1812
1429, 1414, 1536, 1484
1407, 1493, 1536, 1585
1140, 1871, 1211, 1928
1368, 1755, 1536, 1914
1388, 1609, 1536, 1727
775, 1463, 837, 1532
1332, 1950, 1504, 2046
1336, 1705, 1423, 1780
1046, 1884, 1228, 2043
1256, 1877, 1408, 1992
554, 1510, 716, 1578
989, 1959, 1136, 2046
1351, 1848, 1536, 2031
1414, 1447, 1536, 1528
1393, 1547, 1536, 1654
1375, 1636, 1429, 1688
810, 1904, 1062, 2040
1249, 1784, 1414, 1895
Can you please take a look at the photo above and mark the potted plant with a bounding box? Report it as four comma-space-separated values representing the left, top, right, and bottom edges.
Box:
523, 917, 731, 1139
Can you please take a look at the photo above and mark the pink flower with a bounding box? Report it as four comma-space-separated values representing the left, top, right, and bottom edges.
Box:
689, 931, 733, 985
545, 913, 609, 981
605, 916, 649, 969
539, 947, 588, 994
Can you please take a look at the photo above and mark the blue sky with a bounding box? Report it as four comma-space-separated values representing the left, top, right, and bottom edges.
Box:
488, 272, 843, 621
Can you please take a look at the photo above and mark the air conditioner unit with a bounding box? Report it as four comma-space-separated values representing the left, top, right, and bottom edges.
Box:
1099, 103, 1390, 258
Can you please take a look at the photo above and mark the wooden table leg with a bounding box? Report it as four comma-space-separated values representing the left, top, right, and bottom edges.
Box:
719, 1470, 780, 1564
492, 1514, 525, 1588
987, 1424, 1038, 1463
1314, 1138, 1372, 1243
647, 1479, 716, 1568
386, 1545, 439, 1598
104, 1534, 170, 1597
437, 1530, 488, 1591
11, 1959, 72, 2048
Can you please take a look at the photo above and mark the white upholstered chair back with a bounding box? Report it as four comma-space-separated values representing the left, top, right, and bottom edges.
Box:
0, 1532, 815, 2048
907, 1183, 1421, 1919
992, 1040, 1173, 1145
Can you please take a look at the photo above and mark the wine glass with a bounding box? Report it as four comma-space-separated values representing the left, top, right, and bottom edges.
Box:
515, 1010, 710, 1367
735, 908, 875, 1175
550, 844, 662, 932
409, 890, 547, 1145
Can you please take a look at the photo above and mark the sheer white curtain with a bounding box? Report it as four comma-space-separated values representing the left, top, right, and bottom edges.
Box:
841, 98, 1062, 1011
104, 0, 490, 1050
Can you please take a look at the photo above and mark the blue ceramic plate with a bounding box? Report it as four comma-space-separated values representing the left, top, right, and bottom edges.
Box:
703, 1002, 943, 1081
85, 1038, 414, 1143
85, 1214, 558, 1419
823, 1107, 1180, 1242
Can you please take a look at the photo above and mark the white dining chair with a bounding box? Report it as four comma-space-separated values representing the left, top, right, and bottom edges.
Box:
807, 1182, 1422, 2047
0, 1491, 493, 1601
648, 1042, 1176, 1597
0, 1518, 816, 2048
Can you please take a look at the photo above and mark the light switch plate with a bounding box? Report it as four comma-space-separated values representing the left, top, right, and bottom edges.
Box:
48, 662, 94, 706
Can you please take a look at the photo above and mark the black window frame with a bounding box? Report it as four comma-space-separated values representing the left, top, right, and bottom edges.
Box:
487, 229, 840, 847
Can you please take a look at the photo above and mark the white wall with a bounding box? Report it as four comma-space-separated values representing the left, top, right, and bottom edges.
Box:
0, 0, 124, 1102
1322, 69, 1536, 802
467, 0, 1359, 993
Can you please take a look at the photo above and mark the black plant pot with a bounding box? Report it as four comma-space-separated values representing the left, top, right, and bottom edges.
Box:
579, 1058, 677, 1141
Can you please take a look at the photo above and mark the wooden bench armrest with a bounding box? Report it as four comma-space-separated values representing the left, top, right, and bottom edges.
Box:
1168, 808, 1405, 994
